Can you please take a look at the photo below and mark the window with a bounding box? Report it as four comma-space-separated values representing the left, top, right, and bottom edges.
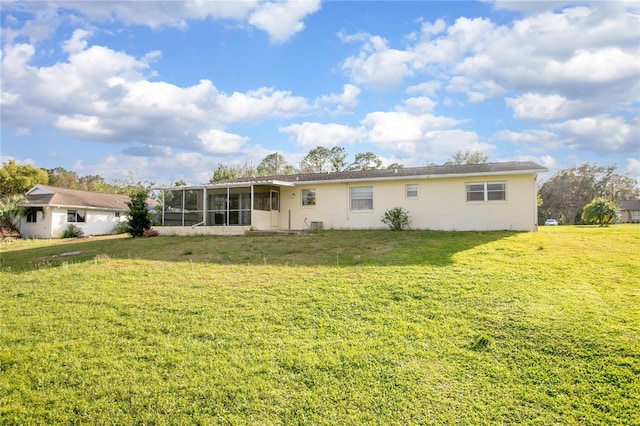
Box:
301, 189, 316, 206
350, 186, 373, 210
26, 210, 37, 223
115, 212, 121, 218
67, 209, 86, 223
466, 182, 506, 202
406, 184, 418, 198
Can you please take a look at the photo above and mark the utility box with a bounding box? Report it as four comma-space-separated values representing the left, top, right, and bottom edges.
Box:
310, 221, 323, 230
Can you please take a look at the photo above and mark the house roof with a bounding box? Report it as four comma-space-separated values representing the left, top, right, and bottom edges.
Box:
21, 185, 130, 211
616, 199, 640, 210
206, 161, 547, 187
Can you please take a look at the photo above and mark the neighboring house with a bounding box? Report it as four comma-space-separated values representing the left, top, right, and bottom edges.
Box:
154, 161, 547, 235
616, 200, 640, 223
19, 185, 129, 238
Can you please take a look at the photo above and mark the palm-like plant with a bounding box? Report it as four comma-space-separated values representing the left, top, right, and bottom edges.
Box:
0, 195, 26, 233
581, 197, 618, 226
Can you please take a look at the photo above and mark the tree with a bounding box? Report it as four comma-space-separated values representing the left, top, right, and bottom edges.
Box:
0, 160, 49, 197
0, 195, 26, 233
581, 197, 618, 226
387, 162, 405, 170
300, 146, 347, 173
210, 164, 238, 182
256, 153, 294, 176
444, 150, 489, 166
112, 171, 155, 196
350, 152, 383, 171
539, 163, 639, 224
126, 188, 152, 237
46, 167, 117, 193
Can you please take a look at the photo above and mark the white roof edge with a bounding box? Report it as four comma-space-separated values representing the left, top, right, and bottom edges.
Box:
154, 180, 296, 190
290, 168, 546, 185
26, 184, 55, 195
19, 202, 126, 211
154, 168, 546, 190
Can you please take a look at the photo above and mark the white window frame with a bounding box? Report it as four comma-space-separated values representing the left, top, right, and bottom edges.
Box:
301, 189, 316, 206
466, 182, 506, 202
67, 209, 86, 223
350, 186, 373, 211
405, 184, 418, 198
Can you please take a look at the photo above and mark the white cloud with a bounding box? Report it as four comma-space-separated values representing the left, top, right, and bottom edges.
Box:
2, 1, 320, 45
221, 87, 311, 122
362, 111, 459, 144
121, 145, 172, 157
62, 28, 92, 54
505, 93, 579, 120
626, 158, 640, 180
54, 114, 114, 137
446, 76, 503, 103
248, 0, 321, 44
406, 81, 441, 97
197, 129, 248, 154
334, 3, 640, 167
397, 97, 437, 115
1, 38, 315, 152
494, 129, 565, 152
341, 35, 416, 89
280, 122, 365, 149
317, 84, 360, 113
342, 4, 639, 113
547, 115, 637, 152
544, 47, 639, 85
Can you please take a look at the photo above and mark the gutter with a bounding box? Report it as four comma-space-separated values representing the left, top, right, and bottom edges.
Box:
290, 168, 549, 186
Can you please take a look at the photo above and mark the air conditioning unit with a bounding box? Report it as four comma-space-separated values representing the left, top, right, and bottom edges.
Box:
310, 221, 323, 230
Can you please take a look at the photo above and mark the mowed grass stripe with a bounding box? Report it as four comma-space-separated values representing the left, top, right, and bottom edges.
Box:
1, 226, 638, 424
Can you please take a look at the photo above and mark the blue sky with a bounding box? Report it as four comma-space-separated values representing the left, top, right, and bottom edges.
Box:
1, 1, 639, 185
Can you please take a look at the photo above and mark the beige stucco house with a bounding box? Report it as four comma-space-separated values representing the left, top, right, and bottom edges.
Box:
154, 161, 547, 235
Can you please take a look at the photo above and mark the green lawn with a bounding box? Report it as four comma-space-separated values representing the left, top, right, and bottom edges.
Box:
1, 226, 639, 424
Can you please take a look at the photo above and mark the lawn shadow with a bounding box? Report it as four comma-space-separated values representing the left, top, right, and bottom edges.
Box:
0, 230, 520, 273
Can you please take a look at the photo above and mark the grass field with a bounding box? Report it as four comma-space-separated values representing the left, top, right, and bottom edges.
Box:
1, 226, 639, 424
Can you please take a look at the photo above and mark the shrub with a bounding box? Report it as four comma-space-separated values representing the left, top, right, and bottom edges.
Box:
381, 207, 411, 231
62, 224, 84, 238
112, 221, 129, 235
142, 229, 160, 238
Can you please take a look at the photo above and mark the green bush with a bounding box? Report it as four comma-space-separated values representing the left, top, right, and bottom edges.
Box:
112, 221, 129, 235
381, 207, 411, 231
62, 224, 84, 238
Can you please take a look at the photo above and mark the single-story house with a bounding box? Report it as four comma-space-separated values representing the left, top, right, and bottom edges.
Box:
19, 185, 130, 238
616, 199, 640, 223
153, 161, 547, 235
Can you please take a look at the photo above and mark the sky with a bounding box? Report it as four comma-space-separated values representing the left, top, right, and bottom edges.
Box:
1, 0, 639, 186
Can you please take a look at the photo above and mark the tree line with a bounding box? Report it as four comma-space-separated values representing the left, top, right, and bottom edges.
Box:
538, 163, 639, 224
210, 147, 489, 182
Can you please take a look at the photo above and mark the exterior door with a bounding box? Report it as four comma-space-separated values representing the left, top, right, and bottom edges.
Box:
270, 190, 279, 227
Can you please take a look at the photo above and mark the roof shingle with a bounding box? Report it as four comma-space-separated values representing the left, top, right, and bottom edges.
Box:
22, 185, 130, 211
214, 161, 547, 185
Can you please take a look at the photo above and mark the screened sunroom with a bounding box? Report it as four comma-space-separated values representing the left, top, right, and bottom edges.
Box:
155, 183, 287, 231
